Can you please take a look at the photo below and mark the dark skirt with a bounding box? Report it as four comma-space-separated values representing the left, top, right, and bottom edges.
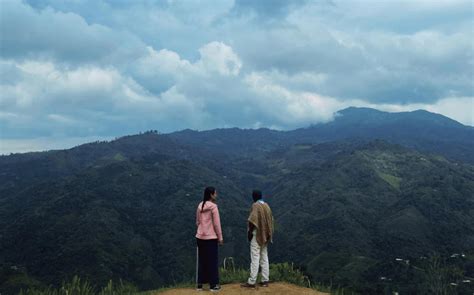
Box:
196, 238, 219, 286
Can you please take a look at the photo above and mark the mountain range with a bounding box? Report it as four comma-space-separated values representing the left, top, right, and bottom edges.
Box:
1, 107, 473, 294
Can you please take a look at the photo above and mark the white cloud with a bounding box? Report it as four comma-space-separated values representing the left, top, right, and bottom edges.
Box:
243, 71, 339, 125
426, 97, 474, 126
0, 41, 243, 139
196, 42, 242, 76
370, 96, 474, 126
137, 47, 192, 77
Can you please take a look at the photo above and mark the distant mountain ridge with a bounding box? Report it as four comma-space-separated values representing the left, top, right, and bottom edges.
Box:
335, 107, 465, 127
166, 107, 474, 163
3, 107, 472, 162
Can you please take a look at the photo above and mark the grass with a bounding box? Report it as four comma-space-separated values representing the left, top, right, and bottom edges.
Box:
18, 276, 137, 295
18, 262, 351, 295
377, 172, 402, 189
217, 262, 353, 295
112, 153, 126, 161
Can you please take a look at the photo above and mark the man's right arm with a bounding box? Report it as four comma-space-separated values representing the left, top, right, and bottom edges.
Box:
248, 222, 255, 241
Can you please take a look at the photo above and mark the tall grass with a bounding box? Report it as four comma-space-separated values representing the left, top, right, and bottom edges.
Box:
18, 276, 137, 295
218, 259, 349, 294
18, 261, 350, 295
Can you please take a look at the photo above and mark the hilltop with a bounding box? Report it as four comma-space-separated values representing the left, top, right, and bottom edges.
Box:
154, 283, 329, 295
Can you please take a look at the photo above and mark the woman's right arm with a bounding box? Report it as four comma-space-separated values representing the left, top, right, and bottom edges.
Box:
196, 206, 200, 227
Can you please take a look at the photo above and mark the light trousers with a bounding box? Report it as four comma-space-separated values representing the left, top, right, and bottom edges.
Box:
247, 231, 269, 284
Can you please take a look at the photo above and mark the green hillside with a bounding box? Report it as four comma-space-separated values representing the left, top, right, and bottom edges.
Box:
1, 130, 473, 294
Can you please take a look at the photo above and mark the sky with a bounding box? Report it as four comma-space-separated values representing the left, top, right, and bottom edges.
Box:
0, 0, 473, 154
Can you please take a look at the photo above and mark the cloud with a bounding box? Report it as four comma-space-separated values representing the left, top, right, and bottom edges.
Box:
243, 71, 339, 126
234, 13, 473, 103
370, 96, 474, 126
231, 0, 310, 20
327, 0, 473, 33
0, 136, 114, 155
197, 42, 242, 76
0, 0, 145, 64
0, 42, 244, 139
129, 47, 192, 94
1, 0, 473, 153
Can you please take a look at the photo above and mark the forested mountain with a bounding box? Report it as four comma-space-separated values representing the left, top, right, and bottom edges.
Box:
1, 108, 473, 294
167, 107, 474, 163
269, 141, 474, 293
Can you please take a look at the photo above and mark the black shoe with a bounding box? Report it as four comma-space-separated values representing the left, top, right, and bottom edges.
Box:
259, 281, 269, 287
210, 285, 221, 292
196, 284, 203, 291
240, 282, 256, 288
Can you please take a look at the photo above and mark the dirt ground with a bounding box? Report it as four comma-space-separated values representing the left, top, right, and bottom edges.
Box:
154, 282, 330, 295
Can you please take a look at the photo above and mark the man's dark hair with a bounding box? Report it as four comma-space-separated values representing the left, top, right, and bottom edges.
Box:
252, 190, 262, 202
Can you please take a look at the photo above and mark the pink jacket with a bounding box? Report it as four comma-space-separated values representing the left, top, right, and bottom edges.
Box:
196, 201, 223, 241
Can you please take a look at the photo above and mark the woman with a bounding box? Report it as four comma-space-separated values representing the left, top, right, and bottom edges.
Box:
195, 186, 223, 292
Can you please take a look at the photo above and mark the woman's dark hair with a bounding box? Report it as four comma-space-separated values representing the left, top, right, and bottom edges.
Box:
252, 190, 262, 202
202, 186, 216, 211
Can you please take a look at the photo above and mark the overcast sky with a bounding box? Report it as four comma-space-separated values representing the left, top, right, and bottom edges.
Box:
1, 0, 473, 153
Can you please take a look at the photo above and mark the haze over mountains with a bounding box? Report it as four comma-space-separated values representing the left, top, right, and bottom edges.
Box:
1, 107, 473, 294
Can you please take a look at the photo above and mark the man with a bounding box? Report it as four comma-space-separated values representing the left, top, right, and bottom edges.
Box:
241, 190, 274, 288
